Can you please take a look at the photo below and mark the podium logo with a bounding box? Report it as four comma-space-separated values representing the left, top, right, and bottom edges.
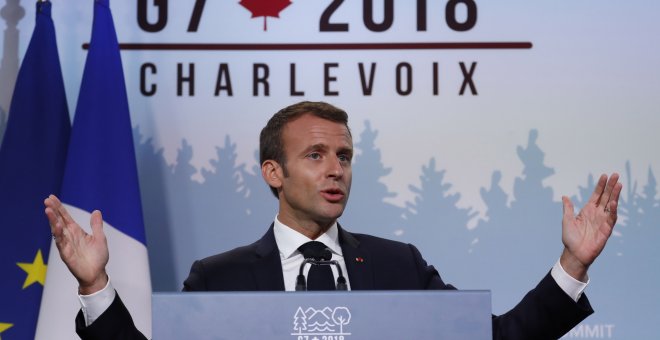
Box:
291, 306, 352, 340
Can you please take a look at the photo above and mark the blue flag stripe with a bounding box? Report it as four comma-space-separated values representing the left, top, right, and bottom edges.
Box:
60, 0, 145, 244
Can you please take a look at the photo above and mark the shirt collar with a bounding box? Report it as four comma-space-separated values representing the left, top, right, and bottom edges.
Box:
273, 215, 343, 260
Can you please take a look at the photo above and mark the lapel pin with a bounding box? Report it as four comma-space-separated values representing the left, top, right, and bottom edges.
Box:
355, 257, 364, 263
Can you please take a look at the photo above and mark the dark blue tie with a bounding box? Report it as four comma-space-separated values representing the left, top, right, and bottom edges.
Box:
298, 241, 336, 290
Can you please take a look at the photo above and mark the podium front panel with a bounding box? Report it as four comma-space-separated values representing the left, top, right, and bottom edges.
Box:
152, 290, 491, 339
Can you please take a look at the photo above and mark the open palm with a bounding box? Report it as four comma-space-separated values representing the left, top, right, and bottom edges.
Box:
44, 195, 109, 294
561, 173, 621, 280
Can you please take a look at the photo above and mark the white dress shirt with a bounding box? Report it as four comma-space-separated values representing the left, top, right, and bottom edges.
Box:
273, 216, 351, 291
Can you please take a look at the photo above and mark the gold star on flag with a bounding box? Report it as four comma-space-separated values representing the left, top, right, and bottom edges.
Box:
0, 323, 13, 339
16, 249, 47, 289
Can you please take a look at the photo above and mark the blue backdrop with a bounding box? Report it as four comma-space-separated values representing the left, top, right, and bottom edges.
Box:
1, 1, 658, 338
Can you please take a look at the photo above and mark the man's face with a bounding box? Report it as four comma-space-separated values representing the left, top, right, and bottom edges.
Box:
270, 114, 353, 233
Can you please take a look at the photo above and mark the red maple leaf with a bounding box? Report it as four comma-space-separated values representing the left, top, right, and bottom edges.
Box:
239, 0, 292, 31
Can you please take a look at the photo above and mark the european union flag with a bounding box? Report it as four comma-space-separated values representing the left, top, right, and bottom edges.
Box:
0, 1, 70, 339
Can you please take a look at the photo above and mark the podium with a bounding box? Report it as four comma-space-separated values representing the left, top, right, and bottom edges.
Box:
152, 290, 492, 339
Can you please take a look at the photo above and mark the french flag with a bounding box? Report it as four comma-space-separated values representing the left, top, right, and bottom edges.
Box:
36, 0, 151, 338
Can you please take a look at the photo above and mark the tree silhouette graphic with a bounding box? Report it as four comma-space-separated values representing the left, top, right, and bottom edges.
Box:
571, 173, 596, 209
293, 307, 307, 334
241, 150, 278, 229
331, 307, 351, 334
341, 120, 405, 238
510, 129, 555, 214
196, 136, 259, 250
402, 157, 477, 280
468, 129, 560, 305
480, 170, 511, 226
639, 167, 659, 223
166, 138, 202, 288
133, 126, 179, 291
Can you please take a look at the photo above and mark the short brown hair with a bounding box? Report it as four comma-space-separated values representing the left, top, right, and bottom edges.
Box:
260, 101, 350, 197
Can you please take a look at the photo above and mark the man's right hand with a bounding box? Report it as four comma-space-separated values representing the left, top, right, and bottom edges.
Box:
44, 194, 109, 295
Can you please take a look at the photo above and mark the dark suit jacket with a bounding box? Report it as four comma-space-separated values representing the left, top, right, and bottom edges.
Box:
77, 225, 594, 339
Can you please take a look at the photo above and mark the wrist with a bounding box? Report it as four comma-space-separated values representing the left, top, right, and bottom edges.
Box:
79, 271, 109, 296
560, 248, 588, 282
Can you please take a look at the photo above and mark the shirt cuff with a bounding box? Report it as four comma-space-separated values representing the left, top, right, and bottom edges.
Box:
550, 259, 589, 302
78, 279, 116, 326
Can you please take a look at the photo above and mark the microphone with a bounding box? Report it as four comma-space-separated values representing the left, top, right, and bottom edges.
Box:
295, 258, 314, 291
330, 259, 348, 291
295, 246, 348, 291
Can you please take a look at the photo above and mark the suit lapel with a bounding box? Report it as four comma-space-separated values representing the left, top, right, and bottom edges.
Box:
252, 224, 286, 291
339, 225, 375, 290
249, 224, 376, 291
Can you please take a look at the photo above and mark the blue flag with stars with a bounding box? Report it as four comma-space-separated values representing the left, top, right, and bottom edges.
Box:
0, 1, 70, 339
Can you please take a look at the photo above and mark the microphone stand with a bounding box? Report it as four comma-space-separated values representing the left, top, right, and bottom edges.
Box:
295, 258, 348, 291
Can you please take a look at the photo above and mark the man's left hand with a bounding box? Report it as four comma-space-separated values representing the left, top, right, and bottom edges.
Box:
560, 173, 622, 282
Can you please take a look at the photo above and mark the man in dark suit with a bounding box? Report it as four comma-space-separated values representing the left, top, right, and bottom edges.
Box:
45, 101, 622, 339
